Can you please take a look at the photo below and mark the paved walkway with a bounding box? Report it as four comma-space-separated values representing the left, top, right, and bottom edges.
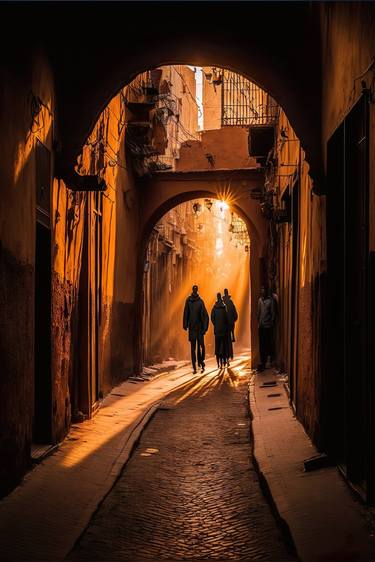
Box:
2, 356, 375, 561
250, 369, 375, 562
0, 353, 249, 562
66, 366, 295, 561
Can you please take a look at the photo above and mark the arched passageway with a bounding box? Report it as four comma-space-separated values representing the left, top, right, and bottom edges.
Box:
138, 178, 266, 368
140, 197, 252, 370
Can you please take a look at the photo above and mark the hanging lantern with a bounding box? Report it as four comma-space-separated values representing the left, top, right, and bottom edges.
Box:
245, 245, 249, 253
192, 202, 202, 217
204, 198, 213, 211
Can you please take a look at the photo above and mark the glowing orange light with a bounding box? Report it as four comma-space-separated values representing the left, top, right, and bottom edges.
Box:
144, 197, 251, 365
216, 200, 229, 212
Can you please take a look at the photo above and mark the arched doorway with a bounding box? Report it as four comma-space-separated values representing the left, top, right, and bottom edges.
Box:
141, 197, 252, 369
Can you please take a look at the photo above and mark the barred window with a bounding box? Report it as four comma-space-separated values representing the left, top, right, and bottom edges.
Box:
221, 70, 278, 127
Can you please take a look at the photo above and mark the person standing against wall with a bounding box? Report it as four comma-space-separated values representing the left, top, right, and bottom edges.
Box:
183, 285, 209, 374
257, 286, 275, 372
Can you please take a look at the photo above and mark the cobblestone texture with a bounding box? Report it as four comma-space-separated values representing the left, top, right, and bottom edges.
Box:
66, 369, 296, 561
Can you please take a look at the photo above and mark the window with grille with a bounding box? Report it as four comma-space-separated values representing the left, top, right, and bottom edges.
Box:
221, 70, 279, 127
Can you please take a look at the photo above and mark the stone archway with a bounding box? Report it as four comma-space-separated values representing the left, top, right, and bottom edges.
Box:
135, 170, 268, 368
14, 4, 322, 186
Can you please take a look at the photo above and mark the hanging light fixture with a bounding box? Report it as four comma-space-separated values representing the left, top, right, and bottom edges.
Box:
192, 202, 202, 217
204, 198, 213, 211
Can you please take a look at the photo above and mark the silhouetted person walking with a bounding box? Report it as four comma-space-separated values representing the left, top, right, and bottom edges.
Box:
211, 292, 230, 369
223, 288, 238, 364
257, 286, 275, 372
183, 285, 209, 374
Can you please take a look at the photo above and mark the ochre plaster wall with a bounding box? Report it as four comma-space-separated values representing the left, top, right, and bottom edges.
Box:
274, 110, 326, 444
0, 50, 56, 495
51, 183, 85, 440
202, 69, 222, 130
79, 93, 141, 393
320, 3, 375, 250
176, 127, 258, 172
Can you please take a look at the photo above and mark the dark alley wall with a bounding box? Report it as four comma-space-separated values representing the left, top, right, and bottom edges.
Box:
319, 2, 375, 501
0, 50, 54, 495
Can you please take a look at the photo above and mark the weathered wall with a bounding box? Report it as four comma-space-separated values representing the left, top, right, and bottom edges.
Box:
296, 161, 325, 441
0, 50, 55, 495
321, 2, 375, 248
202, 68, 222, 130
176, 127, 258, 172
160, 65, 199, 168
51, 183, 85, 439
79, 94, 141, 394
319, 2, 375, 498
274, 109, 326, 444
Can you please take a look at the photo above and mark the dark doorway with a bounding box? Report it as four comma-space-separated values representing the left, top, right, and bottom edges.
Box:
34, 141, 52, 443
290, 179, 300, 406
327, 95, 369, 495
345, 95, 369, 490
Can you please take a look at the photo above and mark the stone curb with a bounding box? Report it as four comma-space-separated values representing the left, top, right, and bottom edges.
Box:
248, 376, 300, 561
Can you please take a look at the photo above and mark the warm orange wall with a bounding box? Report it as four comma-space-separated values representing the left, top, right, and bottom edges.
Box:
176, 127, 258, 172
178, 66, 199, 140
79, 91, 141, 390
156, 65, 199, 169
202, 68, 222, 130
320, 2, 375, 250
274, 109, 326, 440
0, 50, 64, 492
0, 51, 54, 260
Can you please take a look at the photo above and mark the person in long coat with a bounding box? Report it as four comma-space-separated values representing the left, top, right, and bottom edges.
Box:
183, 285, 209, 374
257, 285, 276, 372
210, 292, 230, 369
223, 288, 238, 363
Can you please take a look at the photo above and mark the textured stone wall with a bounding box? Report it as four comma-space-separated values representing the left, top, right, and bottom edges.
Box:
0, 244, 34, 497
0, 50, 57, 495
274, 108, 326, 445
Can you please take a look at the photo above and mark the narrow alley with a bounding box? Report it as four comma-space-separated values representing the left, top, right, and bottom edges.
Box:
66, 361, 295, 562
2, 2, 375, 561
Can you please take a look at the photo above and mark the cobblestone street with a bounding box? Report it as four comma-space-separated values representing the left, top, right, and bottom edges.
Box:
66, 366, 297, 561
